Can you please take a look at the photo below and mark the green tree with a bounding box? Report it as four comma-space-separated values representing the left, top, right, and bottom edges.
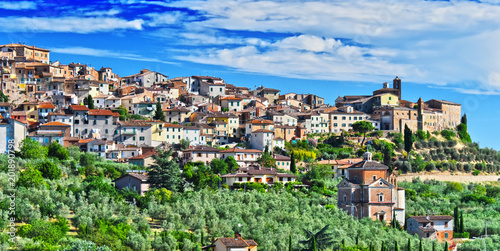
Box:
289, 234, 293, 251
299, 225, 334, 251
0, 90, 9, 102
147, 149, 183, 192
352, 121, 375, 145
17, 166, 45, 188
461, 114, 467, 126
460, 213, 464, 233
37, 160, 62, 180
210, 158, 229, 175
419, 239, 423, 251
224, 156, 239, 172
179, 139, 190, 150
407, 239, 411, 251
457, 123, 471, 143
404, 124, 413, 156
444, 241, 448, 251
87, 94, 95, 109
313, 236, 317, 251
395, 241, 399, 251
382, 144, 394, 173
257, 152, 276, 168
19, 138, 47, 159
453, 206, 459, 232
153, 100, 165, 121
290, 152, 297, 173
47, 141, 69, 160
24, 219, 67, 245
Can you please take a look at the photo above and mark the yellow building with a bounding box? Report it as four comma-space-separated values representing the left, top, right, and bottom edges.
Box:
19, 101, 40, 122
206, 112, 239, 137
145, 120, 166, 147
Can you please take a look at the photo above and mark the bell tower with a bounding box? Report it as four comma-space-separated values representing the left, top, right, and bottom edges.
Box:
393, 76, 401, 101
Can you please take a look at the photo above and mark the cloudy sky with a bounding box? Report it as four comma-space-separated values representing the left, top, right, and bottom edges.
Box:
1, 0, 499, 149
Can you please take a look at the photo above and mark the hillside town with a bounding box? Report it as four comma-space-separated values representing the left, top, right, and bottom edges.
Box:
0, 43, 488, 251
0, 43, 461, 163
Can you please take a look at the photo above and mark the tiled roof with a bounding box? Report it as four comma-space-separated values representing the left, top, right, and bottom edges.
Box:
70, 105, 89, 111
273, 154, 290, 161
410, 216, 453, 223
220, 97, 242, 101
41, 121, 71, 126
38, 102, 55, 109
217, 238, 256, 248
183, 145, 220, 152
219, 147, 262, 153
164, 123, 183, 128
118, 121, 152, 127
252, 129, 274, 133
163, 107, 190, 112
349, 160, 388, 170
240, 166, 277, 175
88, 109, 116, 116
251, 119, 273, 124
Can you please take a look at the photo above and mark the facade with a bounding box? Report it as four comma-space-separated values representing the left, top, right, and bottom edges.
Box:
274, 154, 291, 171
220, 97, 243, 112
118, 121, 152, 146
337, 152, 405, 226
207, 236, 258, 251
407, 216, 454, 242
221, 165, 297, 187
249, 129, 274, 151
219, 147, 263, 167
164, 123, 183, 145
182, 145, 221, 165
113, 173, 150, 196
183, 126, 204, 146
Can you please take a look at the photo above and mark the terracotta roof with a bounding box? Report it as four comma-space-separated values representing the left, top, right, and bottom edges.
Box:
39, 102, 56, 109
70, 105, 89, 111
220, 97, 242, 101
129, 151, 156, 160
410, 216, 453, 223
78, 138, 95, 144
273, 154, 291, 161
251, 119, 274, 124
164, 123, 183, 128
41, 121, 71, 127
418, 226, 437, 233
217, 237, 257, 248
240, 166, 277, 175
207, 112, 238, 118
276, 173, 297, 178
163, 107, 190, 112
219, 147, 262, 153
349, 160, 388, 170
88, 109, 116, 116
0, 102, 10, 107
183, 145, 220, 152
252, 129, 274, 133
118, 121, 152, 127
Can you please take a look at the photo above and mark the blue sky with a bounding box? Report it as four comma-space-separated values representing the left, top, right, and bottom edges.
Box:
1, 0, 499, 150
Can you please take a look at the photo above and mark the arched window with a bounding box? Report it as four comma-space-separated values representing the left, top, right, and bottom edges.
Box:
378, 193, 384, 202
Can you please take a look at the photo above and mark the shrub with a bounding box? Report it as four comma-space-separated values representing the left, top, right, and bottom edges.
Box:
464, 163, 473, 172
472, 170, 480, 176
37, 160, 62, 180
441, 130, 455, 140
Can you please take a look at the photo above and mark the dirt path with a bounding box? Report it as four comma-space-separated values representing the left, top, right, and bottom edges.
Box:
397, 174, 500, 183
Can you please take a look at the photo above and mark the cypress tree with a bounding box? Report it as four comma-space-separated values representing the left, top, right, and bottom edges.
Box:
290, 152, 297, 173
395, 241, 399, 251
381, 242, 385, 251
407, 239, 411, 251
356, 235, 359, 246
289, 234, 292, 251
342, 239, 345, 250
460, 212, 464, 233
461, 114, 467, 126
419, 239, 423, 251
432, 242, 435, 251
453, 206, 459, 232
369, 242, 373, 251
404, 124, 413, 157
87, 95, 95, 109
153, 100, 165, 121
313, 236, 317, 251
201, 231, 204, 246
444, 241, 449, 251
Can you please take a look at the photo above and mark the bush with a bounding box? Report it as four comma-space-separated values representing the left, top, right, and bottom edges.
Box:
441, 130, 455, 140
425, 162, 436, 171
454, 232, 470, 238
472, 170, 480, 176
464, 163, 473, 172
37, 160, 62, 180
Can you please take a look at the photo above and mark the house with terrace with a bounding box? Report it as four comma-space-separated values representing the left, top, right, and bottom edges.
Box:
220, 165, 297, 187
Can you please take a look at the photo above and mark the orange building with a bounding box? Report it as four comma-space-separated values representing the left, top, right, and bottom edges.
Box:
337, 152, 405, 226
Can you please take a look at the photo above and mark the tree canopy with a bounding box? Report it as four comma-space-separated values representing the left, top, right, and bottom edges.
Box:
352, 121, 375, 145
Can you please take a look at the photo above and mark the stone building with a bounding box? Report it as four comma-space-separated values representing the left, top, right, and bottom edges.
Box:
337, 152, 405, 226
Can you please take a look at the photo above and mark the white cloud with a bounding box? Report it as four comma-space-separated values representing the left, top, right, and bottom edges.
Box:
160, 0, 500, 94
0, 17, 143, 33
50, 46, 175, 64
145, 12, 185, 27
0, 1, 36, 10
83, 8, 122, 16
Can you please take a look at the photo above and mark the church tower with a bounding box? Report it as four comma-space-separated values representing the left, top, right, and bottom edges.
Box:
417, 97, 424, 131
393, 76, 402, 101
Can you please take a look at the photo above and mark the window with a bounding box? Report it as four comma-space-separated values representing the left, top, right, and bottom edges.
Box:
372, 175, 377, 181
444, 233, 448, 239
140, 136, 145, 141
342, 116, 346, 120
343, 194, 347, 202
445, 222, 448, 228
378, 193, 384, 202
105, 129, 108, 134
